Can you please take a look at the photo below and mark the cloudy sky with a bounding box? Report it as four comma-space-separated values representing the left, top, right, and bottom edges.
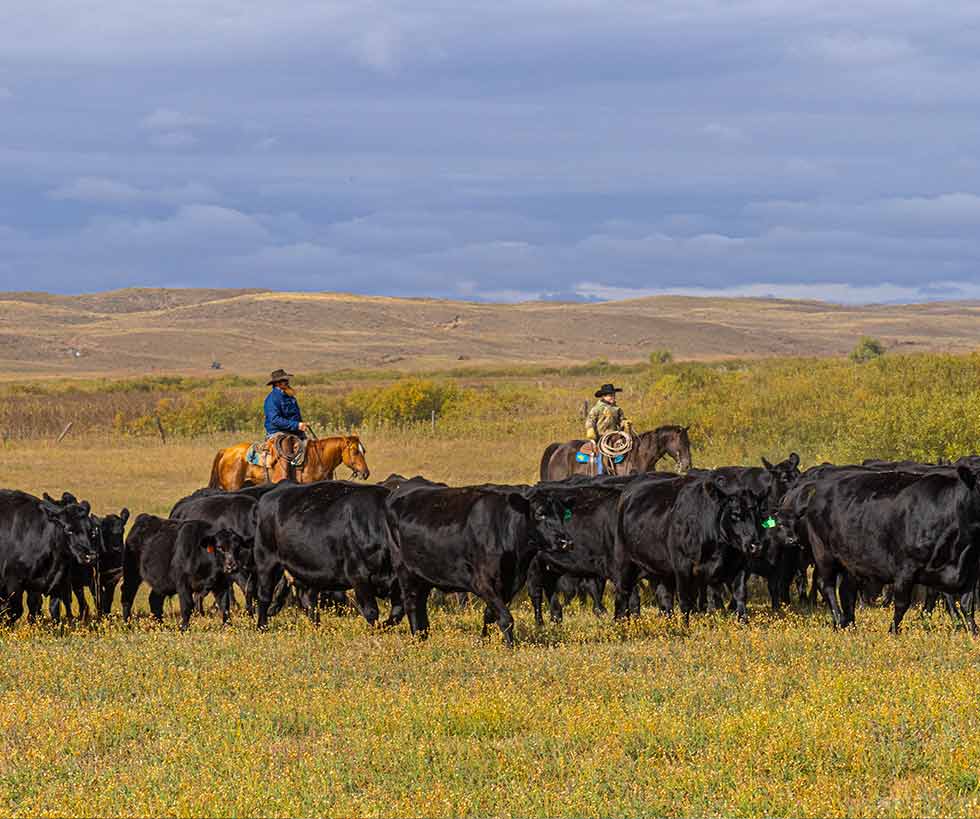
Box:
2, 1, 979, 303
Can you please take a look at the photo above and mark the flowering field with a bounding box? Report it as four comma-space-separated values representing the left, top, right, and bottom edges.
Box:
4, 353, 980, 816
2, 606, 980, 817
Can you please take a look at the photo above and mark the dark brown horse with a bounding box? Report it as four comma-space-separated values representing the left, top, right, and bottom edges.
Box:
208, 435, 370, 491
539, 426, 692, 481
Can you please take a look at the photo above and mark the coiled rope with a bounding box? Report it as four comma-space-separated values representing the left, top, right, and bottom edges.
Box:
598, 430, 633, 459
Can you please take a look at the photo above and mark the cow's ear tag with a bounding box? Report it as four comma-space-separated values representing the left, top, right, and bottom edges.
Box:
563, 508, 573, 523
761, 516, 777, 530
207, 545, 215, 553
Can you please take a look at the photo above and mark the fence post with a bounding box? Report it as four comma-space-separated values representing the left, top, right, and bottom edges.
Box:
581, 400, 589, 419
56, 422, 73, 444
155, 416, 167, 444
431, 410, 436, 434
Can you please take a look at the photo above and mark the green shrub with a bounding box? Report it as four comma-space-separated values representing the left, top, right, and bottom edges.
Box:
850, 336, 886, 363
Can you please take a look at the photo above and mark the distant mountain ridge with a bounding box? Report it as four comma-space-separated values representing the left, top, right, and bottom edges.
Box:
3, 288, 979, 376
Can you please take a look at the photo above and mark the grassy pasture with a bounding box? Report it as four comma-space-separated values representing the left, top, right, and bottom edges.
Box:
3, 353, 980, 816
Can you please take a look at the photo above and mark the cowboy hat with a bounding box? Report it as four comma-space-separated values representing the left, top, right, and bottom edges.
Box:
267, 368, 295, 385
595, 383, 623, 398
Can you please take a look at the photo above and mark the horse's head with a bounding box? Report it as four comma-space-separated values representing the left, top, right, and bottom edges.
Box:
341, 436, 370, 480
639, 425, 693, 472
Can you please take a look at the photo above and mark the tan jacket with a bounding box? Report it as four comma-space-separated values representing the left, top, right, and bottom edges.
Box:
586, 400, 632, 440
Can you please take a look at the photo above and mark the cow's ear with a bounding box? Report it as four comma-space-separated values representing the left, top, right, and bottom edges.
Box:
90, 514, 102, 528
957, 466, 978, 491
120, 508, 130, 524
38, 499, 63, 519
79, 500, 91, 515
761, 457, 774, 471
62, 492, 78, 505
201, 535, 217, 554
43, 492, 57, 504
788, 453, 801, 469
705, 475, 726, 500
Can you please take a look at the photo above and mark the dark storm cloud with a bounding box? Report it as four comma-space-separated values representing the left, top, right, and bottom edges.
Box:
1, 1, 979, 302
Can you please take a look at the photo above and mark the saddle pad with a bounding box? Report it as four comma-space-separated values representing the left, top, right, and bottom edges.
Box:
575, 452, 592, 463
246, 443, 265, 467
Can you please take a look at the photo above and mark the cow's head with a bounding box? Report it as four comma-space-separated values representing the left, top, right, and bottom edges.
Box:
523, 491, 574, 553
39, 498, 98, 565
203, 529, 245, 575
707, 477, 764, 557
762, 453, 802, 501
96, 508, 129, 557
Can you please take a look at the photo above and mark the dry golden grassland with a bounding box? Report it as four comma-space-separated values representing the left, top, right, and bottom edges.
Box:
3, 354, 980, 816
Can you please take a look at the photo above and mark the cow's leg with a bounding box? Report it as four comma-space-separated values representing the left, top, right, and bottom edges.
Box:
653, 580, 674, 615
837, 573, 857, 628
816, 571, 845, 628
383, 580, 405, 628
148, 590, 166, 623
75, 587, 90, 623
176, 583, 195, 631
731, 570, 750, 623
222, 585, 234, 625
544, 573, 563, 624
352, 583, 380, 626
100, 580, 118, 617
481, 603, 495, 639
255, 564, 284, 629
400, 574, 431, 638
922, 586, 940, 615
526, 557, 546, 626
266, 573, 291, 618
239, 574, 255, 617
890, 577, 915, 634
613, 560, 641, 620
48, 596, 63, 623
960, 590, 978, 636
480, 593, 515, 647
587, 577, 607, 616
673, 562, 697, 625
766, 570, 782, 613
26, 591, 42, 623
6, 592, 25, 625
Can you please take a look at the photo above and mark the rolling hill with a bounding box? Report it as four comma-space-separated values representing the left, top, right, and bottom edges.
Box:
3, 288, 980, 376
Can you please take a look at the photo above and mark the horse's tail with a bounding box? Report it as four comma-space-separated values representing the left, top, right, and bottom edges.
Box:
208, 450, 225, 489
539, 442, 560, 482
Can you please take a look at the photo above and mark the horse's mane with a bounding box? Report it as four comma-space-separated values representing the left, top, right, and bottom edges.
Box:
652, 424, 686, 435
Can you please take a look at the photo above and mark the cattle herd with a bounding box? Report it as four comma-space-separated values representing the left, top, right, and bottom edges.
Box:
3, 452, 980, 643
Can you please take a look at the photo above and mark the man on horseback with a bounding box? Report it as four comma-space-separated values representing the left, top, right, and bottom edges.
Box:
264, 369, 309, 439
586, 383, 633, 442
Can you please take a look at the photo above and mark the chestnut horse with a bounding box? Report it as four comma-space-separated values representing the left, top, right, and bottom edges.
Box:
208, 435, 370, 491
539, 426, 693, 481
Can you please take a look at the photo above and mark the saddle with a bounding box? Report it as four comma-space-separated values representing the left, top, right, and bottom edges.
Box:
575, 437, 628, 475
247, 433, 308, 470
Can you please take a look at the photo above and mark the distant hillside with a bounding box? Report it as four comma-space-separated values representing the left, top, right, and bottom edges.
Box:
2, 288, 979, 376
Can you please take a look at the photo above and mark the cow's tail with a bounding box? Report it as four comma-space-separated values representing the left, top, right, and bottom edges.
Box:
208, 450, 224, 489
539, 442, 560, 482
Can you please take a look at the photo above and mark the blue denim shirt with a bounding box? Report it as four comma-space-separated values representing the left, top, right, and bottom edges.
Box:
264, 387, 302, 435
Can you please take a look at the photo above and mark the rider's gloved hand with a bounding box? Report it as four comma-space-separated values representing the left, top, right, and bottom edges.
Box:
298, 422, 309, 433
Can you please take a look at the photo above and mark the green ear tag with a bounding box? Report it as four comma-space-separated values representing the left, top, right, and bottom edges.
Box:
761, 516, 777, 530
563, 508, 573, 523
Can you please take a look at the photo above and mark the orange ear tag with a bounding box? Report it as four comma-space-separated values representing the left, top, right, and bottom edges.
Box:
207, 545, 215, 554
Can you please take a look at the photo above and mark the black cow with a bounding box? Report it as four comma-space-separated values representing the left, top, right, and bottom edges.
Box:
803, 466, 980, 633
121, 514, 244, 630
0, 490, 99, 624
26, 493, 128, 622
690, 455, 802, 611
525, 478, 635, 624
253, 481, 401, 629
613, 472, 764, 623
169, 488, 262, 614
386, 484, 572, 645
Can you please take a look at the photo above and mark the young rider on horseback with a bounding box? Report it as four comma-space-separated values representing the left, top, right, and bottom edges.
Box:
264, 369, 310, 439
585, 383, 634, 443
